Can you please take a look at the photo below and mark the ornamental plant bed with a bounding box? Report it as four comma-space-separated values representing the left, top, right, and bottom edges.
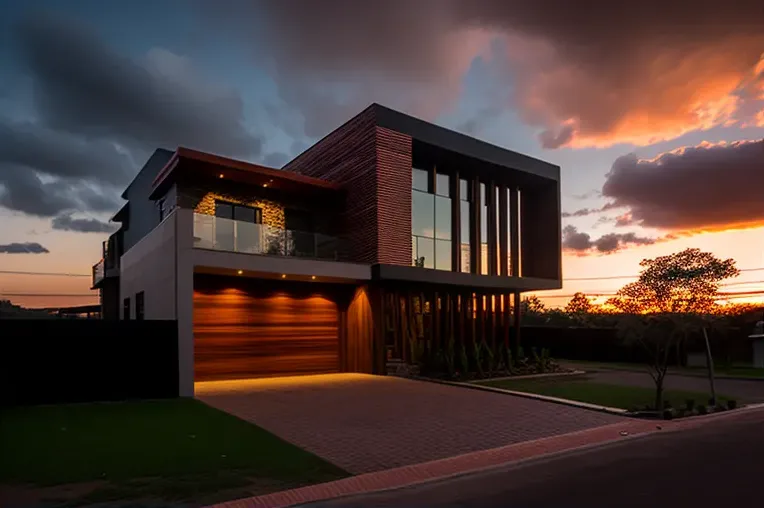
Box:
416, 344, 574, 382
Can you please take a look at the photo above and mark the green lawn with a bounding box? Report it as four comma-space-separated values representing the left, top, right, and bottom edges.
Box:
561, 359, 764, 379
478, 376, 734, 410
0, 399, 348, 505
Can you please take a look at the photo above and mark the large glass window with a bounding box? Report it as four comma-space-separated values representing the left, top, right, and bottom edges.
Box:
480, 183, 488, 275
496, 186, 501, 275
506, 187, 513, 275
412, 168, 429, 192
412, 168, 452, 270
460, 178, 471, 273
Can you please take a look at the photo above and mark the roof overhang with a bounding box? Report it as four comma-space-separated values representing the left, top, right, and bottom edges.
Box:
150, 147, 342, 200
111, 203, 129, 222
371, 264, 562, 292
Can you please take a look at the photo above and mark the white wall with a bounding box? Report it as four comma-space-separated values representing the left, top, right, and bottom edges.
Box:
120, 212, 178, 320
119, 209, 195, 397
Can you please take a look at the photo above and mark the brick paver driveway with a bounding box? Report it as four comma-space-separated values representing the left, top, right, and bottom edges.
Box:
196, 374, 626, 474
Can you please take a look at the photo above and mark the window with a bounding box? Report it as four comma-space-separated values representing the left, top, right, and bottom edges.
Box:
412, 167, 452, 270
135, 291, 145, 321
460, 178, 471, 273
123, 297, 131, 320
158, 198, 166, 222
506, 187, 513, 275
214, 201, 261, 223
496, 186, 501, 275
480, 183, 488, 275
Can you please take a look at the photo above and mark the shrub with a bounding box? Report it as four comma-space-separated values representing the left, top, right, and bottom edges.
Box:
697, 404, 708, 415
685, 399, 695, 411
727, 400, 737, 410
504, 345, 514, 375
662, 409, 674, 420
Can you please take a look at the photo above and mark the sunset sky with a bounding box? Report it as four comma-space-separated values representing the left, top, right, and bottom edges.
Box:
1, 0, 763, 309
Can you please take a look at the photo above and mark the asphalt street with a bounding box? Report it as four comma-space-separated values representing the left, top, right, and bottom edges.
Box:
304, 407, 764, 508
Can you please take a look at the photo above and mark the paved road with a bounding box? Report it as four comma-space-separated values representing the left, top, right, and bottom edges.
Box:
306, 408, 764, 508
197, 374, 624, 474
583, 369, 764, 402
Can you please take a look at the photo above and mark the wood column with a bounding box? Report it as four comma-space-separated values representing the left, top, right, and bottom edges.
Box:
513, 291, 522, 354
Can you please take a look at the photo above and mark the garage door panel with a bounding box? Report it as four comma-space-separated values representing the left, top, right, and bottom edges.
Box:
194, 287, 340, 381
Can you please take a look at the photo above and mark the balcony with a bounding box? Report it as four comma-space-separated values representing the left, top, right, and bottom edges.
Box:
193, 213, 341, 260
92, 258, 105, 288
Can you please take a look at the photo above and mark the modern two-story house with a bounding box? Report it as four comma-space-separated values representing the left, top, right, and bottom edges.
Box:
91, 104, 562, 396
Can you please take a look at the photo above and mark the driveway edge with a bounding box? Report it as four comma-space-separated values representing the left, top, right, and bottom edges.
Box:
208, 405, 764, 508
208, 420, 656, 508
409, 374, 629, 416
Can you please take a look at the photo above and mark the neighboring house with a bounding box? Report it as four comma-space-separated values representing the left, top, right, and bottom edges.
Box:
91, 104, 562, 396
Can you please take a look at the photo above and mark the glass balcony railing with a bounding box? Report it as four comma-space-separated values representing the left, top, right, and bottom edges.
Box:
193, 213, 340, 261
92, 258, 105, 287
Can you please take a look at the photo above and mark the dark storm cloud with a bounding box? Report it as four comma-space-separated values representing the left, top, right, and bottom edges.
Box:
203, 0, 764, 146
17, 13, 261, 160
262, 152, 290, 168
0, 165, 121, 217
562, 225, 658, 255
51, 214, 115, 233
0, 11, 262, 218
0, 242, 49, 254
602, 139, 764, 232
0, 121, 133, 185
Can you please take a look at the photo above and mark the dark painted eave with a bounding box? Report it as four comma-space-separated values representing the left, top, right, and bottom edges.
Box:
372, 264, 562, 292
372, 104, 560, 181
150, 147, 342, 200
111, 202, 129, 222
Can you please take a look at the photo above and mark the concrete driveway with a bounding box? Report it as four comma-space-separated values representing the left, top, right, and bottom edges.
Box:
196, 374, 626, 474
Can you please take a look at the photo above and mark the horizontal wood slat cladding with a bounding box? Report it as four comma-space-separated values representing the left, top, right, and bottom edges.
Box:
343, 286, 374, 373
376, 127, 413, 266
193, 287, 339, 381
283, 107, 379, 263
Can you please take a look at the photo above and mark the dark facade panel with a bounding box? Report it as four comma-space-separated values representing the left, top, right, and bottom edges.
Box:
121, 149, 174, 252
375, 104, 559, 181
372, 264, 562, 291
520, 180, 562, 281
284, 108, 379, 263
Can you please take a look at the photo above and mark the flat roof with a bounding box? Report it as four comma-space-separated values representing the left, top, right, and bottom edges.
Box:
150, 147, 342, 200
285, 103, 560, 182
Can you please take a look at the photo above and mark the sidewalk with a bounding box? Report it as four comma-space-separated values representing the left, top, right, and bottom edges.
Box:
209, 406, 763, 508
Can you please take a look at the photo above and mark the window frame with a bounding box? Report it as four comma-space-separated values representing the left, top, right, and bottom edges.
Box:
135, 291, 145, 321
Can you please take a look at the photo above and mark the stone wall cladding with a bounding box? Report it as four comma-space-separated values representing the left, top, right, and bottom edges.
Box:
193, 192, 285, 229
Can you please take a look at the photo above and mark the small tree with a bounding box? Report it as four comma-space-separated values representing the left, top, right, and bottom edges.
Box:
613, 248, 739, 413
521, 295, 546, 314
565, 292, 593, 314
606, 248, 739, 314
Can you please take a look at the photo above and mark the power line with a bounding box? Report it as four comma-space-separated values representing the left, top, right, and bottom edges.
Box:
0, 270, 91, 277
563, 267, 764, 281
0, 293, 97, 297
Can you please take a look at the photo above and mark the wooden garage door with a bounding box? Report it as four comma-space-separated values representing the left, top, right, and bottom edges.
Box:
194, 287, 340, 381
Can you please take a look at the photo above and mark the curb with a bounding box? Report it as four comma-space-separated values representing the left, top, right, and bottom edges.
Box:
409, 375, 628, 416
562, 363, 764, 382
472, 370, 588, 382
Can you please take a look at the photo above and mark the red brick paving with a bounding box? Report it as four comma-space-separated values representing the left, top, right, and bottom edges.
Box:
210, 405, 764, 508
196, 374, 626, 474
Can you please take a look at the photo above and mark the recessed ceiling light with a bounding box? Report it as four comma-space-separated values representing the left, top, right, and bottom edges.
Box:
263, 183, 269, 188
237, 270, 243, 275
311, 275, 316, 280
281, 274, 286, 279
219, 173, 224, 179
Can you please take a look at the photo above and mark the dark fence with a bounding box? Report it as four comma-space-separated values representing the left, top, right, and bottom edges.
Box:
517, 325, 753, 366
516, 326, 660, 364
0, 320, 179, 406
